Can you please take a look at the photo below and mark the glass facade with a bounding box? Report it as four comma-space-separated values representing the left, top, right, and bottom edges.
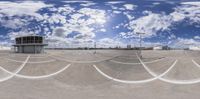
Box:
15, 36, 43, 44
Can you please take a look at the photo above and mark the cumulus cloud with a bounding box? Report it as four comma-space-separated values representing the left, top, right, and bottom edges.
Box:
0, 1, 52, 19
0, 18, 27, 29
52, 27, 68, 38
78, 8, 106, 24
0, 0, 199, 48
98, 38, 125, 48
120, 2, 200, 39
170, 1, 200, 23
47, 13, 67, 24
171, 38, 200, 48
194, 36, 200, 39
127, 12, 171, 38
123, 12, 135, 20
105, 1, 125, 4
80, 2, 96, 7
123, 4, 137, 10
63, 1, 91, 3
44, 7, 107, 47
8, 30, 38, 40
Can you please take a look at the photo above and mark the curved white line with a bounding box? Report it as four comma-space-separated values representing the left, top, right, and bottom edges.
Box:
109, 60, 141, 65
0, 55, 30, 82
93, 60, 177, 84
113, 56, 138, 60
137, 54, 200, 84
4, 58, 56, 64
9, 55, 29, 58
50, 54, 117, 63
192, 59, 200, 68
30, 56, 49, 59
0, 64, 71, 79
109, 57, 166, 65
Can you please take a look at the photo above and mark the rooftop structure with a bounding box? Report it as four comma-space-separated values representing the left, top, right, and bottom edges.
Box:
13, 35, 48, 53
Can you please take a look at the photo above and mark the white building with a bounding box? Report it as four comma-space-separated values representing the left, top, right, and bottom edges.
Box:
153, 45, 170, 50
153, 46, 163, 50
13, 35, 48, 53
189, 46, 200, 50
0, 46, 11, 50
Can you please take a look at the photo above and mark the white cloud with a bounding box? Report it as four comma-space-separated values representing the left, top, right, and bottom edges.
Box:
8, 30, 38, 40
45, 7, 107, 47
100, 29, 106, 32
128, 13, 171, 38
194, 36, 200, 39
105, 1, 125, 4
47, 13, 66, 24
0, 1, 52, 20
98, 38, 125, 48
118, 2, 200, 39
123, 4, 137, 10
171, 38, 200, 48
0, 1, 54, 34
80, 2, 96, 7
0, 18, 27, 29
152, 2, 160, 5
123, 12, 135, 20
113, 10, 121, 14
78, 8, 106, 24
181, 2, 200, 6
63, 1, 91, 3
170, 1, 200, 23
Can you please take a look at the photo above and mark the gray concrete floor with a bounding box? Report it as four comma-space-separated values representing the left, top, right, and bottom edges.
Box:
0, 50, 199, 99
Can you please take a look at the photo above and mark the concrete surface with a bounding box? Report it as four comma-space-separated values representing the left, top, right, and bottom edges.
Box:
0, 50, 199, 99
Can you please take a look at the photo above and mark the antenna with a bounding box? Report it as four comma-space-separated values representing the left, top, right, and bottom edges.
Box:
136, 32, 145, 59
94, 42, 97, 54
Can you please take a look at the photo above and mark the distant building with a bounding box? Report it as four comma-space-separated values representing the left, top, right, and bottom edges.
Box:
189, 46, 200, 50
13, 35, 48, 53
153, 45, 170, 50
153, 46, 162, 50
127, 45, 131, 49
0, 46, 11, 50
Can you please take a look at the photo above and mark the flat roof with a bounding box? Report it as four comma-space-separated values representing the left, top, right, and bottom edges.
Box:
15, 35, 44, 39
13, 43, 48, 46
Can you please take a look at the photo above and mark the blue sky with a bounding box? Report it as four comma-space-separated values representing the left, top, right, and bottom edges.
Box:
0, 0, 199, 48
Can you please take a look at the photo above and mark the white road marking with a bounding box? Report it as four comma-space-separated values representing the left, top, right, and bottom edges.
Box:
0, 55, 30, 82
109, 57, 166, 65
49, 54, 117, 63
192, 59, 200, 68
0, 64, 71, 79
3, 58, 56, 64
93, 60, 177, 84
137, 53, 200, 84
30, 56, 49, 59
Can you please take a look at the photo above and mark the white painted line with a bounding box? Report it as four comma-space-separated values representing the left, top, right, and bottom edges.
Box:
137, 53, 200, 84
0, 55, 30, 82
109, 60, 141, 65
0, 64, 71, 79
109, 57, 166, 65
93, 59, 177, 84
4, 58, 56, 64
192, 59, 200, 68
30, 56, 49, 59
113, 56, 138, 60
49, 54, 117, 63
144, 57, 166, 64
9, 55, 29, 58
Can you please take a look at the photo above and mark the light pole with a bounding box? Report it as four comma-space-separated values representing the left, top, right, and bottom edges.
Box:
183, 43, 194, 56
94, 42, 96, 54
136, 32, 145, 59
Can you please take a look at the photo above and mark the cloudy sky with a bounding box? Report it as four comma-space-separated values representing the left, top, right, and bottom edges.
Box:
0, 0, 199, 48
